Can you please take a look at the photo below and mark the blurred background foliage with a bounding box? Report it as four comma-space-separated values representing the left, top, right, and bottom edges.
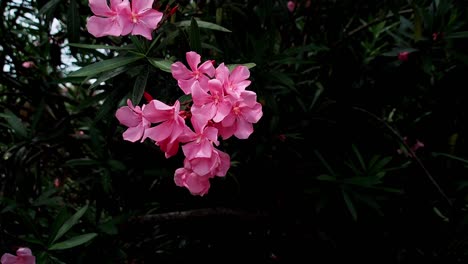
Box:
2, 0, 468, 263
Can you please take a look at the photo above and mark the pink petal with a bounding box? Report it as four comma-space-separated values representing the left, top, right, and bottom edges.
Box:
89, 0, 112, 16
131, 0, 154, 13
214, 149, 230, 176
1, 253, 18, 264
146, 121, 173, 142
16, 248, 33, 256
215, 63, 230, 84
239, 91, 258, 106
19, 256, 35, 264
186, 51, 201, 72
178, 79, 196, 95
242, 102, 263, 123
131, 22, 153, 40
122, 125, 144, 142
171, 62, 193, 80
143, 100, 173, 123
190, 156, 216, 176
138, 9, 163, 30
191, 104, 216, 123
230, 66, 250, 83
185, 173, 210, 196
198, 60, 215, 78
115, 106, 141, 127
213, 101, 232, 123
174, 167, 188, 187
217, 122, 235, 140
158, 138, 180, 158
234, 117, 253, 139
207, 79, 224, 96
87, 16, 122, 37
204, 126, 219, 143
221, 112, 236, 127
191, 82, 211, 106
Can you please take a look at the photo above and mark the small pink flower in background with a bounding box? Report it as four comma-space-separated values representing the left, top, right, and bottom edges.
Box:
53, 178, 60, 188
1, 247, 35, 264
21, 61, 35, 69
397, 137, 425, 158
120, 0, 163, 40
411, 140, 424, 152
398, 51, 409, 61
432, 32, 443, 41
86, 0, 131, 38
287, 1, 295, 12
115, 99, 151, 142
171, 51, 215, 94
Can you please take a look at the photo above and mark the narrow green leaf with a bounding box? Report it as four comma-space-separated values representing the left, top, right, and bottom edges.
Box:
68, 43, 134, 51
147, 58, 173, 73
445, 31, 468, 39
351, 144, 366, 171
0, 110, 28, 138
342, 189, 357, 221
131, 66, 149, 105
66, 159, 99, 167
51, 205, 89, 244
67, 0, 80, 45
190, 17, 201, 54
39, 0, 62, 18
93, 82, 128, 123
49, 233, 97, 250
68, 55, 143, 77
176, 20, 231, 32
226, 63, 256, 71
89, 66, 129, 90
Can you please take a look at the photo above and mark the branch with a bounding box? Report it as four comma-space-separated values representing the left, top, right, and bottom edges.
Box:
130, 207, 269, 224
352, 106, 453, 207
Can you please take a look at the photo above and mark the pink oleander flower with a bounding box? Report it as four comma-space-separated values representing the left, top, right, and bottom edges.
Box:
191, 80, 232, 123
187, 147, 230, 177
398, 51, 409, 62
174, 166, 211, 196
217, 91, 263, 140
142, 99, 188, 158
182, 116, 219, 160
287, 1, 295, 12
21, 61, 35, 68
120, 0, 163, 40
1, 247, 35, 264
86, 0, 131, 38
171, 51, 215, 94
115, 99, 151, 142
215, 63, 251, 99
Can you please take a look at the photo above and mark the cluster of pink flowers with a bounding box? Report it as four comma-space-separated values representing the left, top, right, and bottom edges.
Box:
1, 248, 35, 264
116, 51, 263, 195
86, 0, 163, 40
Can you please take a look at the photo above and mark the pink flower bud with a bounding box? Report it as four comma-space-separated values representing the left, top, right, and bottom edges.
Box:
22, 61, 35, 68
398, 51, 409, 62
287, 1, 295, 12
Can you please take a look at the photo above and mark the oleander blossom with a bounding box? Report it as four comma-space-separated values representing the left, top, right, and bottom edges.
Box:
115, 51, 262, 196
1, 247, 35, 264
86, 0, 163, 39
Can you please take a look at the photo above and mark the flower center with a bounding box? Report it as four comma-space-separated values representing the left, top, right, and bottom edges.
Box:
131, 13, 139, 24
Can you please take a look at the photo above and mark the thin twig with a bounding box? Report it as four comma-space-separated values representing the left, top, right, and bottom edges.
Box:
335, 9, 414, 46
131, 207, 269, 224
352, 106, 453, 207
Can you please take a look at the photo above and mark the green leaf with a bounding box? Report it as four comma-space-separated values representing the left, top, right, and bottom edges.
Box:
132, 66, 149, 105
342, 189, 357, 221
67, 0, 80, 45
226, 63, 256, 71
89, 66, 129, 90
49, 233, 97, 250
0, 110, 28, 138
445, 31, 468, 39
93, 82, 129, 123
190, 17, 201, 54
39, 0, 62, 18
68, 43, 134, 51
65, 159, 100, 167
51, 205, 89, 244
147, 58, 173, 73
175, 20, 231, 32
68, 55, 143, 77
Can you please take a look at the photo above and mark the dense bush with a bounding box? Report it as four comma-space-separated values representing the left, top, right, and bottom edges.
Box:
2, 0, 468, 263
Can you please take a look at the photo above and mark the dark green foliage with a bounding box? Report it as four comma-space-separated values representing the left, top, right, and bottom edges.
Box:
2, 0, 468, 263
